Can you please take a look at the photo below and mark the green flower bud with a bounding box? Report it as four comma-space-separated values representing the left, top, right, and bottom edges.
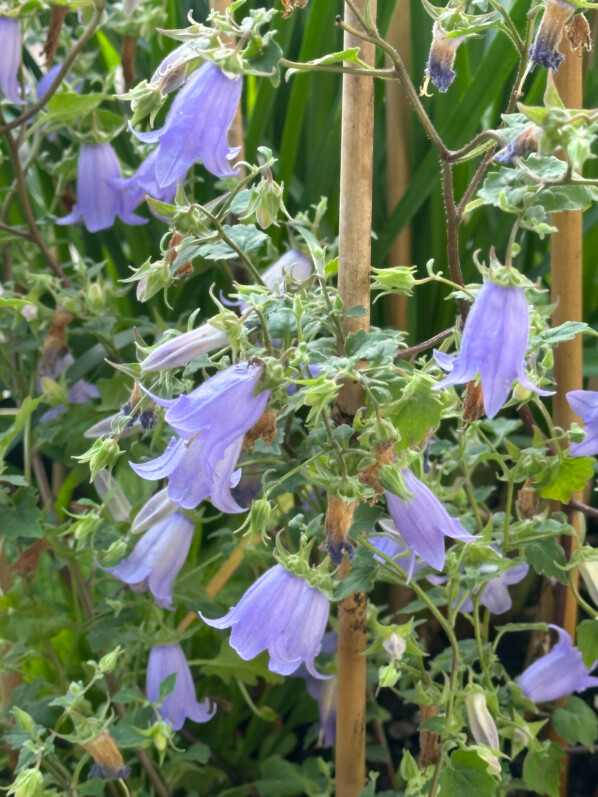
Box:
371, 266, 417, 297
379, 663, 400, 688
9, 768, 44, 797
87, 282, 104, 312
11, 706, 36, 735
512, 383, 533, 402
98, 646, 122, 674
75, 437, 123, 481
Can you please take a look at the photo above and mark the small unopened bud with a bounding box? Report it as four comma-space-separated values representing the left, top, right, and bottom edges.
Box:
379, 663, 400, 688
150, 721, 172, 753
87, 282, 104, 311
8, 768, 44, 797
11, 707, 36, 734
371, 265, 417, 297
83, 730, 131, 780
464, 690, 499, 751
383, 632, 407, 662
579, 561, 598, 608
75, 437, 123, 481
244, 177, 285, 229
21, 304, 38, 322
463, 379, 485, 422
247, 498, 274, 540
98, 646, 121, 674
517, 477, 538, 519
513, 383, 533, 402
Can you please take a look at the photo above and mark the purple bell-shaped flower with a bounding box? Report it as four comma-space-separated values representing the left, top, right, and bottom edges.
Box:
200, 564, 329, 678
57, 143, 147, 232
131, 62, 242, 186
433, 281, 553, 419
103, 513, 193, 609
519, 624, 598, 703
146, 643, 216, 730
0, 17, 24, 104
567, 390, 598, 457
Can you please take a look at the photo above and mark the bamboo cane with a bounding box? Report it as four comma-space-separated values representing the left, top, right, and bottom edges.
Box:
385, 0, 411, 333
335, 3, 376, 795
550, 34, 584, 797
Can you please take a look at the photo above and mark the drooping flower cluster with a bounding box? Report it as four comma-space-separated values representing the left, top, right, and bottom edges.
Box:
146, 643, 216, 730
433, 281, 553, 418
132, 362, 270, 511
200, 564, 330, 677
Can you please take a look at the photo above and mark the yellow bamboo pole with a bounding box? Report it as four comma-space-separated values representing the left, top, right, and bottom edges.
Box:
335, 3, 376, 795
385, 0, 411, 333
550, 33, 583, 797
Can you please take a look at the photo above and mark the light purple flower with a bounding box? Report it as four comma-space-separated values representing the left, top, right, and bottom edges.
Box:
0, 18, 24, 105
131, 362, 269, 511
131, 487, 178, 534
432, 281, 553, 419
41, 379, 100, 422
468, 559, 529, 615
385, 469, 475, 572
518, 624, 598, 703
57, 143, 147, 232
567, 390, 598, 457
200, 564, 329, 678
103, 513, 193, 609
112, 148, 178, 218
131, 62, 242, 186
147, 643, 216, 730
141, 323, 229, 372
296, 631, 337, 747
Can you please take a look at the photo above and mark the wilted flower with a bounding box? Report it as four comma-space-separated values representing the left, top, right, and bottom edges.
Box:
132, 62, 242, 185
567, 390, 598, 457
83, 730, 131, 780
518, 624, 598, 703
0, 17, 24, 105
433, 281, 553, 419
465, 690, 499, 751
385, 469, 475, 572
495, 125, 542, 165
530, 0, 575, 71
146, 643, 216, 730
41, 379, 100, 423
141, 323, 229, 372
57, 143, 146, 232
132, 363, 269, 511
103, 513, 193, 609
200, 564, 329, 677
425, 22, 464, 93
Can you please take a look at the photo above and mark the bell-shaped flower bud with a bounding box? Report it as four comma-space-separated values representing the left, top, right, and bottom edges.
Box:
518, 624, 598, 703
7, 768, 44, 797
200, 564, 330, 678
146, 643, 216, 730
141, 323, 229, 372
433, 281, 554, 418
57, 143, 147, 232
465, 690, 499, 751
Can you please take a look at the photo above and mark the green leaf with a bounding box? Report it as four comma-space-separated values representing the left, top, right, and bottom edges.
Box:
285, 47, 370, 80
2, 488, 43, 540
438, 750, 498, 796
0, 396, 43, 463
391, 381, 443, 452
577, 619, 598, 668
45, 93, 105, 124
255, 756, 312, 797
524, 537, 567, 584
522, 742, 564, 797
533, 321, 596, 347
552, 696, 598, 748
196, 224, 268, 260
537, 457, 594, 504
186, 742, 211, 764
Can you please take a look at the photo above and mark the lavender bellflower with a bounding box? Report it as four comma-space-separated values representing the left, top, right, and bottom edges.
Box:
57, 143, 146, 232
141, 323, 229, 372
433, 281, 553, 419
200, 564, 329, 678
0, 17, 24, 104
131, 362, 269, 511
567, 390, 598, 457
131, 62, 242, 186
103, 513, 193, 609
113, 148, 178, 218
519, 624, 598, 704
385, 469, 475, 572
147, 643, 216, 730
